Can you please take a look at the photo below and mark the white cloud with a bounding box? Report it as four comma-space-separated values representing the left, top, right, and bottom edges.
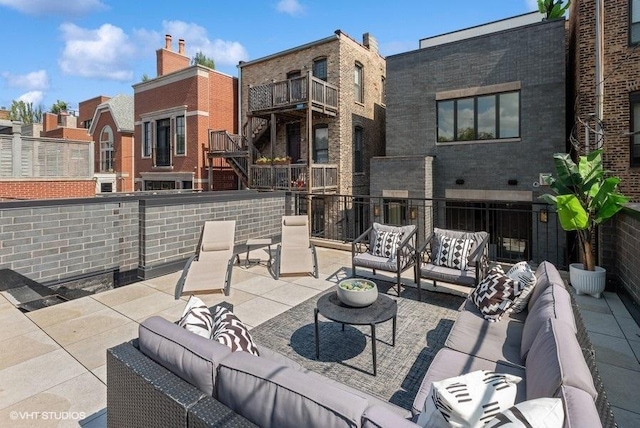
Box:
525, 0, 539, 11
2, 70, 49, 90
58, 23, 135, 81
0, 0, 106, 16
17, 91, 44, 105
161, 20, 248, 66
276, 0, 304, 16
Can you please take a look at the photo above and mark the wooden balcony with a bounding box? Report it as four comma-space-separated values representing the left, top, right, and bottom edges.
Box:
249, 164, 338, 193
248, 74, 338, 117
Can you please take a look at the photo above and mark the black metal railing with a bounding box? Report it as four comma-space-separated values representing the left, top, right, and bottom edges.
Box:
292, 193, 567, 269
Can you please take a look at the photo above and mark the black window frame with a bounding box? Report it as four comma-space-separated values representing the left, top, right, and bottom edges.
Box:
143, 121, 152, 157
630, 92, 640, 166
631, 0, 640, 45
313, 124, 328, 163
354, 126, 364, 173
436, 90, 521, 143
354, 62, 364, 104
175, 115, 185, 155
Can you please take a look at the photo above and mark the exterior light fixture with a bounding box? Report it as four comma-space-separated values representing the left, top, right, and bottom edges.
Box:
455, 179, 465, 185
410, 207, 418, 220
539, 208, 548, 223
373, 205, 380, 216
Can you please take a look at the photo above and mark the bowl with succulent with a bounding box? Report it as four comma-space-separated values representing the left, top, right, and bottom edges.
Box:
337, 278, 378, 307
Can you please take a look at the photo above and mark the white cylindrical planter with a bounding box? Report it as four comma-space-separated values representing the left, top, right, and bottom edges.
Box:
569, 263, 606, 298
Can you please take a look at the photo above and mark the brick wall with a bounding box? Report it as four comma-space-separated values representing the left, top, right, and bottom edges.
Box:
385, 19, 566, 200
78, 95, 110, 127
0, 191, 286, 285
570, 0, 640, 201
0, 180, 95, 200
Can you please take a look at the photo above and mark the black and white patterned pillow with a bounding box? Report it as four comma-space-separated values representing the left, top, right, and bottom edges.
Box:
178, 296, 214, 338
506, 261, 537, 313
417, 370, 522, 427
470, 271, 516, 322
371, 230, 404, 259
212, 306, 260, 356
486, 397, 564, 427
434, 235, 474, 270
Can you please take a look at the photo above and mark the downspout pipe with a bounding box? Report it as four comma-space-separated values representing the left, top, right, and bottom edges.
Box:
594, 0, 604, 152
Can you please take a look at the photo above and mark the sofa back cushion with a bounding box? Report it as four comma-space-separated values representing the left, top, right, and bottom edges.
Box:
138, 316, 231, 397
555, 385, 601, 428
216, 351, 368, 428
526, 318, 597, 401
528, 261, 563, 312
521, 284, 576, 360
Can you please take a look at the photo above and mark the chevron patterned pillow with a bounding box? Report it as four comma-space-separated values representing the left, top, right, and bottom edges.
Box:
178, 296, 214, 338
212, 306, 260, 356
416, 370, 522, 427
506, 261, 537, 313
434, 235, 474, 270
471, 270, 517, 322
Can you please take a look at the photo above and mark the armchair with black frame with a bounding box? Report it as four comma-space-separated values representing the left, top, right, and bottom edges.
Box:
414, 228, 489, 293
351, 223, 418, 298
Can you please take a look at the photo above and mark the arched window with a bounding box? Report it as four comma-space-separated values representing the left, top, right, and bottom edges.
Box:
100, 125, 114, 172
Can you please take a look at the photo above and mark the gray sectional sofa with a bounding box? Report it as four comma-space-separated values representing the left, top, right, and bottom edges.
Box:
107, 262, 614, 428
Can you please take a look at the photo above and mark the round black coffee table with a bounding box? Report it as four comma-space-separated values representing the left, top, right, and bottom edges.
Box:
314, 291, 397, 376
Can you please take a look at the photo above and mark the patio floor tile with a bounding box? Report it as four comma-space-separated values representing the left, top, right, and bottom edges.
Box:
90, 283, 157, 308
581, 310, 625, 338
261, 282, 323, 307
141, 271, 182, 294
0, 371, 105, 427
604, 292, 633, 320
91, 365, 107, 385
0, 310, 40, 342
189, 288, 255, 310
64, 322, 138, 370
590, 331, 639, 371
574, 293, 612, 315
612, 405, 640, 428
598, 362, 640, 414
291, 276, 338, 290
0, 329, 59, 370
232, 296, 291, 328
109, 290, 183, 321
40, 308, 130, 347
0, 349, 86, 410
618, 316, 640, 343
233, 275, 287, 295
26, 297, 108, 328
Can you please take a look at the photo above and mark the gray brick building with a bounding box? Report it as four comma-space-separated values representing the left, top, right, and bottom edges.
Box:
374, 12, 566, 265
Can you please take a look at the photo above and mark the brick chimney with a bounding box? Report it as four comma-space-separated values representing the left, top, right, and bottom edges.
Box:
156, 34, 190, 77
363, 33, 378, 54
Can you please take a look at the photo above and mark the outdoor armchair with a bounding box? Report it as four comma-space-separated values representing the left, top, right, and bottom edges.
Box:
415, 228, 489, 293
274, 215, 319, 279
175, 220, 236, 298
351, 223, 417, 298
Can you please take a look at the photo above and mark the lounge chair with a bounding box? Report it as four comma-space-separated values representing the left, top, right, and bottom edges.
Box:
415, 228, 489, 292
274, 215, 318, 279
175, 220, 236, 298
351, 223, 417, 297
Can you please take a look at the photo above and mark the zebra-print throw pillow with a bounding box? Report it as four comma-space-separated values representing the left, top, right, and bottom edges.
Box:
506, 261, 537, 313
212, 306, 260, 356
486, 397, 564, 427
416, 370, 522, 428
178, 296, 214, 338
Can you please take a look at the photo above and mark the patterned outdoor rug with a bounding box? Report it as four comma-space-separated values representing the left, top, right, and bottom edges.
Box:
249, 283, 465, 411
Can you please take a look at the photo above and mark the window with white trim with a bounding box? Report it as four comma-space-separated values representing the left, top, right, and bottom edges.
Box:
100, 125, 114, 172
437, 91, 520, 142
313, 124, 328, 163
354, 63, 364, 103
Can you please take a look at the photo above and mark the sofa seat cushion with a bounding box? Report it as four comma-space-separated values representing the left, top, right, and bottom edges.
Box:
412, 348, 526, 417
419, 263, 477, 287
138, 316, 232, 397
216, 351, 369, 428
444, 309, 524, 366
555, 385, 601, 428
521, 284, 576, 360
354, 251, 411, 271
362, 405, 419, 428
526, 318, 597, 401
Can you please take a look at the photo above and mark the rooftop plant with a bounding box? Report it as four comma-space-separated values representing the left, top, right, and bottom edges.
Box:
537, 0, 570, 19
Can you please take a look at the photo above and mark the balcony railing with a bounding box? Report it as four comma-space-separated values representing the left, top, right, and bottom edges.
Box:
248, 75, 338, 115
249, 164, 338, 192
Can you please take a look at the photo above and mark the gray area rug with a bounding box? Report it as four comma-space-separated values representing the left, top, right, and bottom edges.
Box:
249, 283, 465, 410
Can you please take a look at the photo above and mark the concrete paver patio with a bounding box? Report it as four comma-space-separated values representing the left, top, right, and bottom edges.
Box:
0, 247, 638, 427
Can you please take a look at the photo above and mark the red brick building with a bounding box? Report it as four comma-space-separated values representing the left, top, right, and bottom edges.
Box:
132, 35, 238, 191
569, 0, 640, 201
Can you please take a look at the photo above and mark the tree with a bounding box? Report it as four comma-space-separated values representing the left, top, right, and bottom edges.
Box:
191, 51, 215, 69
537, 0, 570, 19
50, 100, 69, 114
141, 73, 150, 82
8, 100, 43, 124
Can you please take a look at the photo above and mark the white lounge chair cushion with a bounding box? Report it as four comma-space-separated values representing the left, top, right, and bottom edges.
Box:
202, 242, 230, 252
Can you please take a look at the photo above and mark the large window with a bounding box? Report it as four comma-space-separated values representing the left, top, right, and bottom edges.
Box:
354, 63, 364, 103
313, 124, 328, 163
437, 91, 520, 142
100, 125, 114, 172
175, 115, 185, 155
631, 93, 640, 165
354, 126, 364, 173
313, 58, 327, 81
632, 0, 640, 44
143, 122, 151, 157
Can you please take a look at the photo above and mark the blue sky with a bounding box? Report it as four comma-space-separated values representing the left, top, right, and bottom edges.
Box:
0, 0, 539, 113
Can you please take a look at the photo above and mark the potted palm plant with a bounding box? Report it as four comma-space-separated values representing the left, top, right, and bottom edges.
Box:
540, 150, 629, 298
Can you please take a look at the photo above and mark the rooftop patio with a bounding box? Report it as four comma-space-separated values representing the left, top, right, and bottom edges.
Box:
0, 246, 639, 427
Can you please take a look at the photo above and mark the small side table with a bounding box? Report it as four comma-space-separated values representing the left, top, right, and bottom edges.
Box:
245, 238, 272, 268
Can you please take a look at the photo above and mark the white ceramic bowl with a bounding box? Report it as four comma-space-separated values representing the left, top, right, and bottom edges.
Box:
337, 278, 378, 307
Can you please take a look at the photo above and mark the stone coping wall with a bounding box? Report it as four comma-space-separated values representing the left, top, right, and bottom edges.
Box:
611, 204, 640, 307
